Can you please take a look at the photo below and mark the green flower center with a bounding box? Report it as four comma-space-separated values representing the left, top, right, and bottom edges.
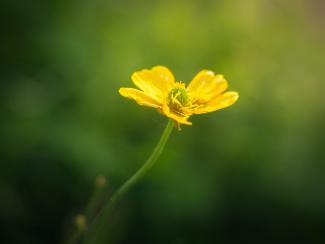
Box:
167, 84, 190, 110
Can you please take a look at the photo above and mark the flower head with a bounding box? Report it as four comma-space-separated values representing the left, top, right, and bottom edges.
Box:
119, 66, 239, 128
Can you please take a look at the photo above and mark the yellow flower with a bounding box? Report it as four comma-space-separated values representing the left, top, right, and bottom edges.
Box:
119, 66, 239, 127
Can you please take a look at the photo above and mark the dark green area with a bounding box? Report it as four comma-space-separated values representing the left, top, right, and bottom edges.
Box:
1, 0, 325, 243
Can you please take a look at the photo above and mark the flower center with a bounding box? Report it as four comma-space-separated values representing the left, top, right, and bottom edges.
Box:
167, 82, 190, 111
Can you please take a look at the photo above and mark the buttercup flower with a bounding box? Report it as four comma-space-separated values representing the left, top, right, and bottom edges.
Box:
119, 66, 239, 128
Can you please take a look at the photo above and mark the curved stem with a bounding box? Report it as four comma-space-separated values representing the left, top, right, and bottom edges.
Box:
83, 119, 174, 243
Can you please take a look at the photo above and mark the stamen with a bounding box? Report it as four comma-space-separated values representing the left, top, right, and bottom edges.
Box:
167, 82, 190, 113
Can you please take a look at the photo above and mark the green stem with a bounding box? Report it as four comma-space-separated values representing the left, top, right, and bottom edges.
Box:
65, 176, 108, 244
84, 119, 174, 243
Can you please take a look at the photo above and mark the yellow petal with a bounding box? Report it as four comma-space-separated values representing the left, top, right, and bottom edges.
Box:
131, 66, 175, 101
119, 88, 161, 108
162, 103, 192, 125
187, 70, 228, 103
192, 91, 239, 114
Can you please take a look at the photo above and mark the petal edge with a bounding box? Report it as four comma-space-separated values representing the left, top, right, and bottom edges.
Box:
192, 91, 239, 114
119, 88, 161, 108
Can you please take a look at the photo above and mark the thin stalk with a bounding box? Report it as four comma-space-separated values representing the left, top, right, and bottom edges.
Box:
64, 176, 108, 244
81, 119, 174, 243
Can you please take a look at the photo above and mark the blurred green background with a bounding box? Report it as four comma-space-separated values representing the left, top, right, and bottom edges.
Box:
1, 0, 325, 243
